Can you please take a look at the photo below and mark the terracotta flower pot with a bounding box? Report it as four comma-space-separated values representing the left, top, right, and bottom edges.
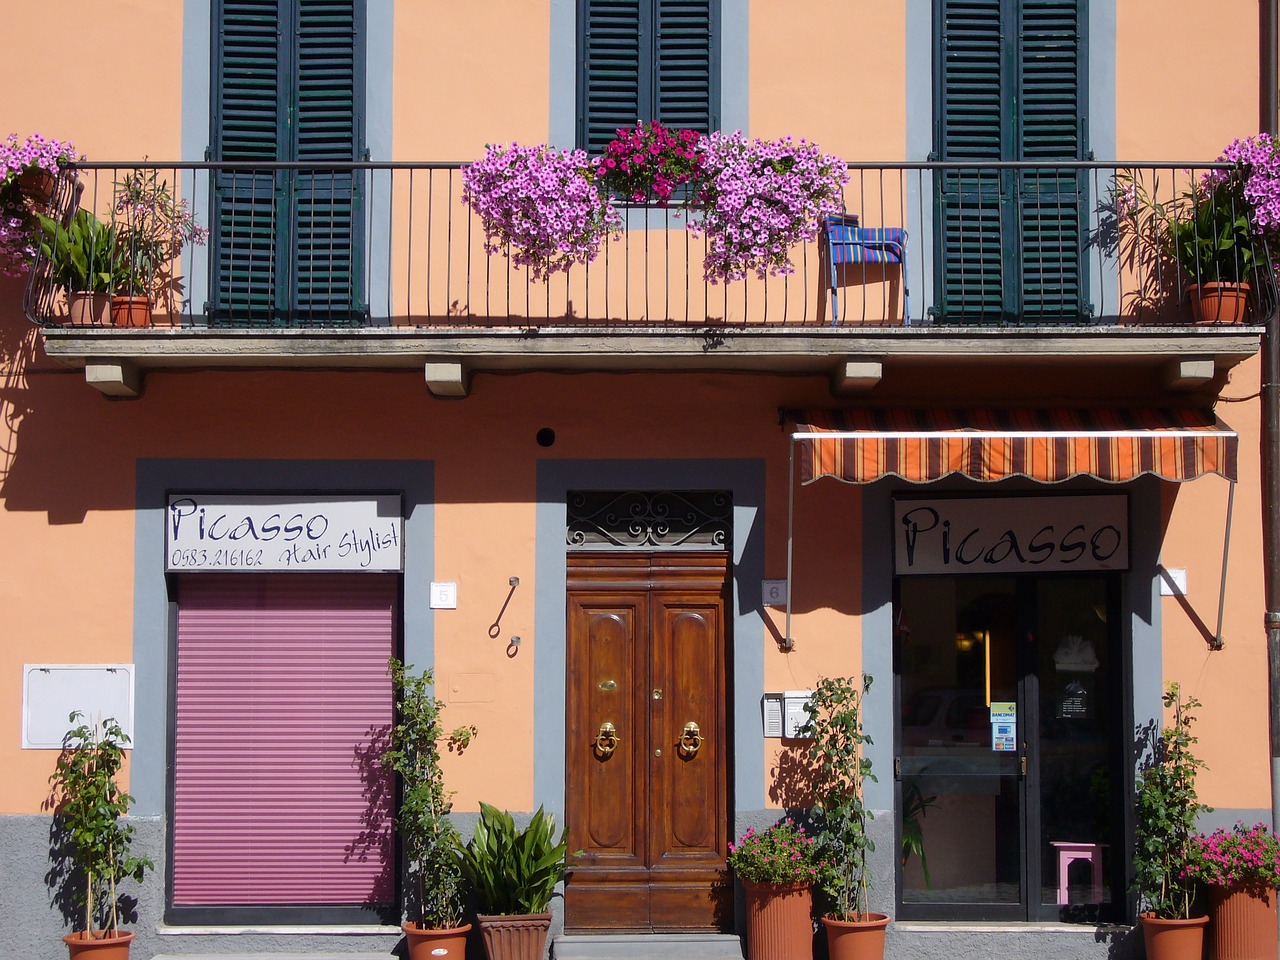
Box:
111, 295, 152, 328
67, 292, 110, 327
742, 880, 814, 960
403, 921, 472, 960
1188, 282, 1250, 324
475, 912, 551, 960
821, 913, 891, 960
1209, 884, 1278, 960
63, 929, 134, 960
18, 169, 57, 206
1139, 912, 1208, 960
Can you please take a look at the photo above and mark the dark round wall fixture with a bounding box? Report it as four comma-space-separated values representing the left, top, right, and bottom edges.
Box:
536, 427, 556, 447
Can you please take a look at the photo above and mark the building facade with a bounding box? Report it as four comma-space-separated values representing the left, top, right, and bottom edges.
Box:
1, 2, 1275, 959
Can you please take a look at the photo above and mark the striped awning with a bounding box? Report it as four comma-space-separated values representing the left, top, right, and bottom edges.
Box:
787, 408, 1238, 485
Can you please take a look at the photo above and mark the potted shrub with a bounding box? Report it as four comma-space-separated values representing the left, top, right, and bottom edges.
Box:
1184, 821, 1280, 960
111, 167, 207, 326
1165, 168, 1262, 323
801, 674, 889, 960
452, 802, 568, 960
728, 818, 821, 960
385, 658, 478, 960
48, 712, 152, 960
37, 209, 118, 326
1132, 682, 1210, 960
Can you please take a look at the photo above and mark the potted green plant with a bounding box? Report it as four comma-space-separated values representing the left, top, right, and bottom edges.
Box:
48, 712, 152, 960
384, 658, 477, 960
728, 818, 821, 960
111, 167, 207, 326
452, 802, 568, 960
1184, 821, 1280, 960
801, 674, 889, 960
1132, 682, 1210, 960
37, 209, 118, 326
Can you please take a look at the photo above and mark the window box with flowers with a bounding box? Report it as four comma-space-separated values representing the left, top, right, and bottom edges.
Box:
1184, 822, 1280, 960
728, 818, 821, 960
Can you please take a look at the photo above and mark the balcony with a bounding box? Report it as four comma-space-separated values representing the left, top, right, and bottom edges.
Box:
25, 161, 1268, 397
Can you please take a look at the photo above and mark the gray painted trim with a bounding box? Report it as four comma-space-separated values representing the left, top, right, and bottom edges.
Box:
548, 0, 749, 149
534, 459, 767, 827
181, 0, 212, 320
132, 458, 434, 817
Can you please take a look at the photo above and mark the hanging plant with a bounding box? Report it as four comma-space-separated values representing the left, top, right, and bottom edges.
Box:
593, 121, 704, 206
690, 131, 848, 283
462, 143, 621, 282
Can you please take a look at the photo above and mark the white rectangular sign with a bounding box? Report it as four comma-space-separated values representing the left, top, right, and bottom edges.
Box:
23, 664, 134, 749
894, 495, 1128, 575
166, 494, 404, 572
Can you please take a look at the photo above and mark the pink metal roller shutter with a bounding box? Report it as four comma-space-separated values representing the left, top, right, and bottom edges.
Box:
172, 573, 396, 906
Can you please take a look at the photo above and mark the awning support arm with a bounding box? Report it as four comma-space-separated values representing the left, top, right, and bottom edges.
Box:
784, 437, 795, 651
1212, 478, 1235, 651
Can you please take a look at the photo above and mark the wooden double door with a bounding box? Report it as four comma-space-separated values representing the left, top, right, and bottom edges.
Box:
565, 552, 730, 932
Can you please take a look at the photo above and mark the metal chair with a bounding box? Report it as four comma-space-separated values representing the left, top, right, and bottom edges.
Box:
824, 213, 909, 325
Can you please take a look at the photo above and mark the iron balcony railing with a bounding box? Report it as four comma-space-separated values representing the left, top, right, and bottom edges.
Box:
23, 160, 1279, 330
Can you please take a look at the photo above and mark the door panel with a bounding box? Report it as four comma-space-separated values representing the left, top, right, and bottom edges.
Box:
566, 553, 729, 932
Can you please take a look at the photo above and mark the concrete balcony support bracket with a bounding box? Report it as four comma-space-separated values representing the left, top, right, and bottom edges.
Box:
1163, 357, 1217, 391
425, 361, 470, 398
832, 358, 884, 394
84, 361, 141, 398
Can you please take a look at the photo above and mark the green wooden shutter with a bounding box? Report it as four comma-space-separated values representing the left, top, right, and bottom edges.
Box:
934, 0, 1087, 325
579, 0, 715, 153
212, 0, 285, 322
211, 0, 365, 326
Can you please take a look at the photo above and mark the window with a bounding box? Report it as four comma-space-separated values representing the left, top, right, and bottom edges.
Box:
933, 0, 1088, 324
210, 0, 367, 325
577, 0, 720, 154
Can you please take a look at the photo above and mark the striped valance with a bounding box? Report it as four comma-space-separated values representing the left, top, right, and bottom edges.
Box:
786, 408, 1237, 485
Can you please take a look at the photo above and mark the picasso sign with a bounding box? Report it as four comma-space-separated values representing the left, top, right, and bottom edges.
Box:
893, 495, 1129, 575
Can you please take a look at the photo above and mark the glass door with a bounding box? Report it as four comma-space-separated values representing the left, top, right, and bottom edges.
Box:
894, 574, 1124, 921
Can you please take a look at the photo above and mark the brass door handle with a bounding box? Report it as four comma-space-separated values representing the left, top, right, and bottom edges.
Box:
593, 721, 619, 759
677, 721, 703, 759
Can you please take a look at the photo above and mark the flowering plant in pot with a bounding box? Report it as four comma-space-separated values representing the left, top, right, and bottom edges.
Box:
1183, 822, 1280, 960
0, 133, 81, 276
384, 659, 477, 960
593, 120, 703, 206
800, 674, 889, 960
1132, 682, 1210, 959
452, 802, 568, 960
111, 167, 207, 325
728, 819, 822, 960
463, 143, 621, 282
689, 131, 847, 283
48, 712, 152, 959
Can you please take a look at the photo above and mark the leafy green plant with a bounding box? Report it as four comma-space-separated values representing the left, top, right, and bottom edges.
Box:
900, 781, 936, 888
1165, 170, 1263, 285
384, 658, 477, 929
48, 712, 152, 938
453, 802, 568, 915
802, 674, 877, 920
38, 209, 118, 294
112, 167, 206, 301
1132, 682, 1211, 920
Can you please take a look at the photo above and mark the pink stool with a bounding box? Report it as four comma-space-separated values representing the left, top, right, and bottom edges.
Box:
1051, 841, 1106, 904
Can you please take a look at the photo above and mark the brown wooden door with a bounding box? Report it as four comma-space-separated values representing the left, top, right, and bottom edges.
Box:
565, 552, 730, 932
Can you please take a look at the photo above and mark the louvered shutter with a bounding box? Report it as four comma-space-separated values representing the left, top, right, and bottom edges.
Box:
212, 0, 285, 323
172, 573, 395, 910
934, 0, 1087, 324
579, 0, 716, 155
211, 0, 365, 326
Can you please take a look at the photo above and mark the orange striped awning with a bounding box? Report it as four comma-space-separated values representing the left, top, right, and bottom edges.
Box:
787, 408, 1237, 485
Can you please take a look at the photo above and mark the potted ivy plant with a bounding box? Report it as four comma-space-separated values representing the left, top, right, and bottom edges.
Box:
801, 674, 889, 960
111, 167, 206, 326
385, 658, 478, 960
452, 802, 568, 960
48, 712, 152, 960
37, 209, 118, 326
1132, 681, 1210, 960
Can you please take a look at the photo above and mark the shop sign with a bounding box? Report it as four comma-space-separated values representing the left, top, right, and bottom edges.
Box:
893, 495, 1128, 575
166, 494, 404, 572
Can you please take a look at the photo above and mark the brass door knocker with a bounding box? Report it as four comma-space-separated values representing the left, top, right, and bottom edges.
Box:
593, 721, 620, 760
677, 721, 703, 759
